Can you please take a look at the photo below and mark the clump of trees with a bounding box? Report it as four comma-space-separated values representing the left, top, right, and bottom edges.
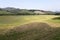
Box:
55, 12, 60, 15
0, 7, 60, 15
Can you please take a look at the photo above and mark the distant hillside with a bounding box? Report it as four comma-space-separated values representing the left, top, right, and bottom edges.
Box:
0, 7, 59, 15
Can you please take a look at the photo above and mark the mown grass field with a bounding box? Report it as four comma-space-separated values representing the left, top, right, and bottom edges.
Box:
0, 15, 60, 40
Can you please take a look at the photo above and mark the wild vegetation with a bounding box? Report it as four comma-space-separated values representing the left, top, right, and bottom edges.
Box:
0, 7, 60, 15
0, 7, 60, 40
0, 15, 60, 40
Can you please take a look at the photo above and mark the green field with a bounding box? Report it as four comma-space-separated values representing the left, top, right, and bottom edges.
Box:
0, 15, 60, 40
0, 15, 58, 24
0, 15, 58, 30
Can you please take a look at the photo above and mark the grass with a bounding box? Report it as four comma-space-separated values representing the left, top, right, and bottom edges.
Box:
0, 15, 57, 24
48, 20, 60, 23
0, 22, 60, 40
0, 15, 56, 29
0, 15, 60, 40
0, 15, 59, 32
48, 16, 60, 23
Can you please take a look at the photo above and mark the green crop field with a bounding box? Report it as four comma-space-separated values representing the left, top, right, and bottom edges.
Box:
0, 15, 60, 40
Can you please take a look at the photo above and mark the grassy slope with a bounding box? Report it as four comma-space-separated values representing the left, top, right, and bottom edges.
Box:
0, 15, 56, 24
0, 15, 60, 40
0, 15, 55, 29
47, 15, 60, 23
0, 15, 59, 32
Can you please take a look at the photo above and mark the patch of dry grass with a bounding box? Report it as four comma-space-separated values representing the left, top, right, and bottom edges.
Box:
0, 22, 60, 40
0, 15, 60, 40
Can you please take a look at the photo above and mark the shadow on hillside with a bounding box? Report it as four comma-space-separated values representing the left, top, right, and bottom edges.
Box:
0, 22, 60, 40
52, 17, 60, 20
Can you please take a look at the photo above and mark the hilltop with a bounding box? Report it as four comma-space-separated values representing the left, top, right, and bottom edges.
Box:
0, 7, 59, 15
